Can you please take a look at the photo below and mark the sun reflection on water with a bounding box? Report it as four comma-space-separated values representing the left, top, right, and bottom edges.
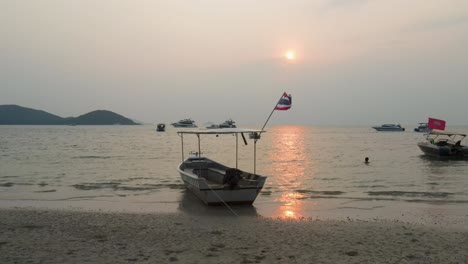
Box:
266, 126, 314, 220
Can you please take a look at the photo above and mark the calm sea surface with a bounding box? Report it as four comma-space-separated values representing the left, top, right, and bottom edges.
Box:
1, 125, 468, 227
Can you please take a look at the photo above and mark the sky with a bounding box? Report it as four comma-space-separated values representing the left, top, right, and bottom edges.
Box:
1, 0, 468, 126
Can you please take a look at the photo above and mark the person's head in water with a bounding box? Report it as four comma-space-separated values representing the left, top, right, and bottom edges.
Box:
365, 157, 369, 163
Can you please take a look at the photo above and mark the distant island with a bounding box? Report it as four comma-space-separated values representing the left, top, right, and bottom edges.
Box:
0, 105, 140, 125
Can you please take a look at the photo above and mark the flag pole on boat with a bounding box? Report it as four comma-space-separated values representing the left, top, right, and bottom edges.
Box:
253, 92, 292, 174
257, 92, 292, 140
259, 93, 286, 135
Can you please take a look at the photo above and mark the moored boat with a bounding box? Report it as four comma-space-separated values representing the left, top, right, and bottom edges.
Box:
156, 123, 165, 132
218, 119, 236, 128
171, 118, 197, 128
176, 128, 267, 205
417, 129, 468, 158
414, 123, 431, 133
372, 124, 405, 132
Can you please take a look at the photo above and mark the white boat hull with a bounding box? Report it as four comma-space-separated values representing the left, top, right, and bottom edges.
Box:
414, 128, 431, 133
372, 124, 405, 132
177, 157, 266, 205
372, 127, 405, 132
172, 124, 197, 128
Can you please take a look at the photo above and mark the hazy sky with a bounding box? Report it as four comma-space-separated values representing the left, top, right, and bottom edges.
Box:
1, 0, 468, 126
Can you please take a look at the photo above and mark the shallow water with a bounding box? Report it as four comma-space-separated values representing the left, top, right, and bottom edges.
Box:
1, 125, 468, 226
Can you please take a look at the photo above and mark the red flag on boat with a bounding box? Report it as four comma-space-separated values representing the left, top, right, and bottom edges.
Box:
428, 117, 446, 130
274, 92, 292, 111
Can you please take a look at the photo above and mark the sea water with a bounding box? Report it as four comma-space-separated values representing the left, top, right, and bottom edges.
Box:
1, 125, 468, 227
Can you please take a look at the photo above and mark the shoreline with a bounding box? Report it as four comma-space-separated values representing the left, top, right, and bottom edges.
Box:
2, 191, 468, 231
1, 208, 467, 263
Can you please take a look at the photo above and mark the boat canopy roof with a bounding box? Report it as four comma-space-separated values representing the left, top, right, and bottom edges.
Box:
430, 129, 466, 137
177, 128, 265, 135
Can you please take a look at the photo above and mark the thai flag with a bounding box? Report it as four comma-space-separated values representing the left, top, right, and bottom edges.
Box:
428, 117, 446, 130
274, 92, 292, 111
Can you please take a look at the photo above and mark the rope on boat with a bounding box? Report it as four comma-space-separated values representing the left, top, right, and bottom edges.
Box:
206, 184, 239, 217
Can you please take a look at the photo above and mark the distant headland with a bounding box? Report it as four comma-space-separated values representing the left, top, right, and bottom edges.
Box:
0, 105, 140, 125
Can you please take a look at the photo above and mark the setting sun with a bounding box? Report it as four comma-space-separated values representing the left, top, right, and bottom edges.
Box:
285, 51, 295, 60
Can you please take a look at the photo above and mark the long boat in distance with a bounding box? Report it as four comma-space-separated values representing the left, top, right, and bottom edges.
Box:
176, 128, 267, 205
218, 118, 237, 128
417, 129, 468, 158
372, 124, 405, 132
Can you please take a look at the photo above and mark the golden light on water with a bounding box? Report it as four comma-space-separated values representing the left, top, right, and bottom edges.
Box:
284, 210, 295, 218
267, 126, 312, 220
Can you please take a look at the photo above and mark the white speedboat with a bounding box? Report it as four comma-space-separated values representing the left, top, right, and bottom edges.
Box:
171, 118, 197, 128
372, 124, 405, 132
417, 129, 468, 158
204, 122, 219, 129
414, 123, 431, 133
176, 128, 267, 205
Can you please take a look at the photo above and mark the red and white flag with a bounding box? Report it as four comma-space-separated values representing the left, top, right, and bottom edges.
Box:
274, 92, 292, 111
428, 117, 446, 130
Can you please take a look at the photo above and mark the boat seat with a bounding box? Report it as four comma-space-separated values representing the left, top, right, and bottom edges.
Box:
437, 140, 448, 146
209, 168, 225, 175
192, 168, 224, 184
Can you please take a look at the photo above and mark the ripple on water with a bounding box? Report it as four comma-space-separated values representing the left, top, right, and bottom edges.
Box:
72, 182, 120, 190
260, 191, 272, 196
72, 156, 119, 159
366, 191, 453, 198
296, 190, 345, 195
0, 176, 18, 178
34, 189, 57, 193
72, 182, 185, 191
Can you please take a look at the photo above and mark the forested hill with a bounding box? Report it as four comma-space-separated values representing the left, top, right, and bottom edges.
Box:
73, 110, 138, 125
0, 105, 140, 125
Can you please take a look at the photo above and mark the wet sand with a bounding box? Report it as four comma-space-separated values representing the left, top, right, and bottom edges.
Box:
1, 208, 467, 263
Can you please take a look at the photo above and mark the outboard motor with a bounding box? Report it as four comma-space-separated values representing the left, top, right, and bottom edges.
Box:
224, 168, 241, 188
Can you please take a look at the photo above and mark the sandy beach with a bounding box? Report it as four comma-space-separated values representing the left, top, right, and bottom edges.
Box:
1, 208, 467, 264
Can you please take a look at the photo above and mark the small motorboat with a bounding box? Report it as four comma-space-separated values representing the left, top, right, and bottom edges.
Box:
417, 129, 468, 158
176, 128, 267, 205
372, 124, 405, 132
414, 123, 431, 133
204, 122, 219, 129
156, 123, 165, 132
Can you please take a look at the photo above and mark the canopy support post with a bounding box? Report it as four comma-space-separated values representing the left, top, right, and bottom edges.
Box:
254, 140, 257, 176
197, 134, 201, 157
236, 133, 238, 169
180, 133, 184, 162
